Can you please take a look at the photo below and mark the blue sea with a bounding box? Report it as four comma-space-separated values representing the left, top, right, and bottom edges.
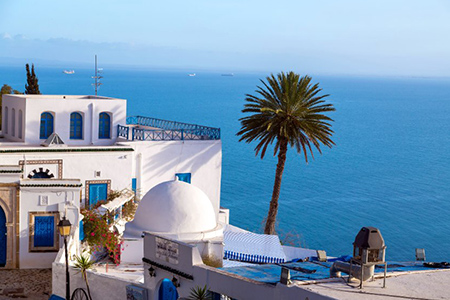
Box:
2, 66, 450, 261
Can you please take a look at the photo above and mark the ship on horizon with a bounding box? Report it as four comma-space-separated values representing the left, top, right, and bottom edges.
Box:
63, 70, 75, 74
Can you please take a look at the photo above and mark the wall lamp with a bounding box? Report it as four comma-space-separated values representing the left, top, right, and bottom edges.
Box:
148, 266, 156, 277
172, 276, 180, 288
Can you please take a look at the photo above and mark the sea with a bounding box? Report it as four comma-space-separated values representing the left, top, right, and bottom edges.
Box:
2, 66, 450, 261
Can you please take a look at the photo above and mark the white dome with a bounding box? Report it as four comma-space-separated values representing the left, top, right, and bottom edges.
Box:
124, 180, 217, 239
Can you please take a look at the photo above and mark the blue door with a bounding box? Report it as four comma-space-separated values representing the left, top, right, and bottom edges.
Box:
0, 206, 7, 267
89, 183, 108, 208
159, 279, 178, 300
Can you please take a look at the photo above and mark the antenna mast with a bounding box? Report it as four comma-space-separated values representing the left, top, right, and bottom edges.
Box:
92, 55, 103, 95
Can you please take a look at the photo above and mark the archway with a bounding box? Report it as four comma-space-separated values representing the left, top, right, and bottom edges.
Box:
0, 205, 6, 267
158, 278, 179, 300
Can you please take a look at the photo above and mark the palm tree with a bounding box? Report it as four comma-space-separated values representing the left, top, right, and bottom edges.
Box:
73, 253, 94, 300
237, 71, 335, 235
188, 285, 212, 300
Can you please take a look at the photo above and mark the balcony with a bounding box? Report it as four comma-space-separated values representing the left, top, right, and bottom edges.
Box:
117, 116, 221, 141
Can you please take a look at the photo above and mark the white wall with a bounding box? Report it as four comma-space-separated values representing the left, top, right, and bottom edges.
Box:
128, 140, 222, 214
1, 149, 133, 207
2, 96, 26, 142
19, 180, 81, 268
2, 95, 126, 146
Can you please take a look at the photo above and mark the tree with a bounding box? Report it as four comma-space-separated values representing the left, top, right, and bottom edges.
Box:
237, 71, 335, 235
73, 253, 94, 300
25, 63, 41, 94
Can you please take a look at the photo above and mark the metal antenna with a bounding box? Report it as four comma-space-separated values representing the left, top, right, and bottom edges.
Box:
92, 55, 103, 95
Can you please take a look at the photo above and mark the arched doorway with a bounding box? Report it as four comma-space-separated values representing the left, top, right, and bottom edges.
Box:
0, 205, 6, 267
158, 278, 179, 300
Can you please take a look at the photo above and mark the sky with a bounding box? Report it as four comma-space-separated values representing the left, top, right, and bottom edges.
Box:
0, 0, 449, 76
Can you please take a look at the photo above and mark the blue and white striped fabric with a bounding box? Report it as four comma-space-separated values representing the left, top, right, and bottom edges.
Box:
224, 231, 286, 264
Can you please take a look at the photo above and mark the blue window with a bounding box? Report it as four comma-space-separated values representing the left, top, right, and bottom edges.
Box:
99, 112, 111, 139
70, 112, 83, 139
40, 112, 54, 139
89, 183, 108, 208
79, 220, 84, 241
34, 216, 55, 247
131, 178, 137, 193
175, 173, 191, 184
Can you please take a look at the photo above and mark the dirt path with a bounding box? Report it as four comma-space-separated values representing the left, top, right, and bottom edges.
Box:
0, 269, 52, 299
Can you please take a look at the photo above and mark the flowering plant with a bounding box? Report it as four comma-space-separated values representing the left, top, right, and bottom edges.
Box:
81, 209, 122, 264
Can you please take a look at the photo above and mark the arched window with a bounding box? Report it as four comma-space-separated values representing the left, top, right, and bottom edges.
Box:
11, 108, 15, 137
98, 112, 111, 139
4, 107, 8, 134
40, 112, 54, 139
18, 110, 23, 139
70, 112, 83, 139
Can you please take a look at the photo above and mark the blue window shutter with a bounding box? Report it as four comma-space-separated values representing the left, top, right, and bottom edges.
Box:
40, 112, 54, 139
132, 178, 137, 193
175, 173, 191, 184
70, 112, 83, 139
89, 183, 108, 208
34, 216, 54, 247
79, 220, 84, 241
99, 112, 111, 139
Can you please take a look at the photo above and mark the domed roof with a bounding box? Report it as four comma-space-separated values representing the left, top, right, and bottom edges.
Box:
124, 180, 217, 239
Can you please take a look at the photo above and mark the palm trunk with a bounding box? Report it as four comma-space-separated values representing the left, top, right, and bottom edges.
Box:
83, 272, 93, 300
264, 138, 288, 235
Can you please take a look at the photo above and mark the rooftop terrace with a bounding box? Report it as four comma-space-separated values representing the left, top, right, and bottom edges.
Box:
118, 116, 221, 141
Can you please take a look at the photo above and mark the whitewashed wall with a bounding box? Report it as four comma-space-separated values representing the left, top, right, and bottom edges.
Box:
127, 140, 222, 215
2, 96, 26, 142
19, 180, 81, 269
1, 149, 133, 207
2, 95, 126, 146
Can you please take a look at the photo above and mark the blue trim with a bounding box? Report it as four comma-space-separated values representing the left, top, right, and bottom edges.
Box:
132, 178, 137, 193
40, 112, 54, 139
79, 220, 84, 241
70, 112, 83, 140
99, 112, 111, 139
34, 216, 54, 247
0, 206, 6, 266
175, 173, 191, 184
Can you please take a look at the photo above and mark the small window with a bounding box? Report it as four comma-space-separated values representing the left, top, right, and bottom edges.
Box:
4, 107, 8, 134
70, 112, 83, 139
175, 173, 191, 184
11, 108, 15, 137
131, 178, 137, 193
18, 110, 23, 139
98, 112, 111, 139
40, 112, 54, 139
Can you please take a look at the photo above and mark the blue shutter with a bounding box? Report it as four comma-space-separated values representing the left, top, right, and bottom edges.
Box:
79, 220, 84, 241
89, 183, 108, 208
131, 178, 137, 193
175, 173, 191, 184
34, 216, 54, 247
99, 113, 111, 139
40, 112, 54, 139
70, 112, 83, 139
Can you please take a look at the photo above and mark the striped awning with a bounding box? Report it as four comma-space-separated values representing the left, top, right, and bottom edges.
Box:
224, 231, 286, 264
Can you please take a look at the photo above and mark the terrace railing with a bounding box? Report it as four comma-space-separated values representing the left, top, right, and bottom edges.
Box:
119, 116, 220, 141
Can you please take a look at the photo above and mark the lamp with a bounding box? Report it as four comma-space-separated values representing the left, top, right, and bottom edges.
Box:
58, 217, 72, 236
58, 217, 72, 300
172, 276, 180, 288
148, 266, 156, 277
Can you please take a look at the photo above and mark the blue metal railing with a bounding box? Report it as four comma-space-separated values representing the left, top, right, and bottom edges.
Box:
119, 116, 220, 141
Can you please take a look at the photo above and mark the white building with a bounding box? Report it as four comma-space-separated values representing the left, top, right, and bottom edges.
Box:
0, 94, 222, 269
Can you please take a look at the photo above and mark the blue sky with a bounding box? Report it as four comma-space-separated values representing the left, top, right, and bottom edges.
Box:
1, 0, 449, 75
